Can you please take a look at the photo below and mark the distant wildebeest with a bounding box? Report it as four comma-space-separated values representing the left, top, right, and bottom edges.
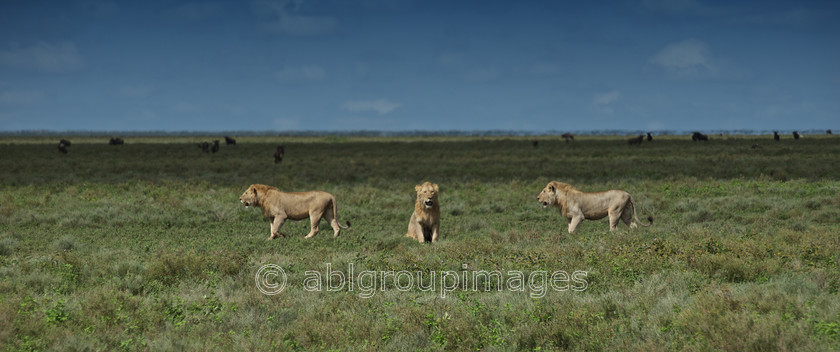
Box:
691, 132, 708, 142
773, 131, 780, 141
532, 139, 539, 148
751, 144, 761, 149
60, 139, 71, 147
561, 133, 574, 143
198, 141, 210, 153
210, 140, 220, 153
109, 137, 124, 145
274, 145, 285, 164
793, 131, 800, 140
628, 135, 644, 146
224, 136, 236, 145
58, 141, 69, 154
646, 132, 653, 142
827, 129, 833, 135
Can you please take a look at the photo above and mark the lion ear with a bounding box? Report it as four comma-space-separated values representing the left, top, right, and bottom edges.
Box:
415, 185, 422, 192
433, 183, 439, 192
549, 185, 555, 192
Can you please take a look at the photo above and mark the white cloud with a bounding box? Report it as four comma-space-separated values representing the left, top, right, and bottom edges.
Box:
647, 38, 753, 80
0, 42, 85, 73
592, 91, 621, 114
255, 0, 336, 36
341, 98, 401, 115
649, 39, 714, 75
0, 90, 44, 105
276, 65, 327, 84
649, 39, 750, 80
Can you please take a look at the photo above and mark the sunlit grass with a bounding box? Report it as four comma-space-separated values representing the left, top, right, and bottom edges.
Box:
1, 135, 839, 350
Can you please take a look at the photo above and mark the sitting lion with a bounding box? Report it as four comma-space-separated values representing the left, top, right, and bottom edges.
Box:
239, 184, 350, 239
405, 182, 440, 243
537, 181, 652, 234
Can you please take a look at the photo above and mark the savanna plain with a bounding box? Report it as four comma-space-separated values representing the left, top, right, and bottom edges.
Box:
1, 135, 839, 351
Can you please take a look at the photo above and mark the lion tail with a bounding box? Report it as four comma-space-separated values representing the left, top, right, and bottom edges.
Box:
331, 197, 351, 229
629, 196, 653, 227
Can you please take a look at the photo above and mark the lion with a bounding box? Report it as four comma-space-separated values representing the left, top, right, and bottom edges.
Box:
537, 181, 652, 234
405, 182, 440, 243
239, 184, 350, 239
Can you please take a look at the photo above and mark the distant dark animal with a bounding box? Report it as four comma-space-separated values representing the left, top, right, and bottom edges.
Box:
773, 131, 780, 141
59, 139, 71, 147
274, 145, 285, 164
532, 139, 538, 148
691, 132, 708, 142
628, 135, 644, 146
792, 131, 800, 140
224, 136, 236, 145
561, 133, 574, 143
109, 137, 124, 145
646, 132, 653, 142
210, 140, 220, 153
827, 129, 832, 135
198, 141, 210, 153
751, 144, 761, 149
58, 141, 68, 154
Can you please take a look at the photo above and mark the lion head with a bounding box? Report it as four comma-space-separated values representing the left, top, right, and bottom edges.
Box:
537, 181, 573, 208
240, 184, 259, 208
415, 182, 439, 209
537, 182, 558, 208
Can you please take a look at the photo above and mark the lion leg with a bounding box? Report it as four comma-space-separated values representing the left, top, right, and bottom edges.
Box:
609, 210, 622, 231
323, 208, 341, 237
269, 216, 286, 240
406, 213, 423, 242
621, 207, 636, 228
431, 222, 440, 242
304, 212, 322, 239
568, 216, 583, 234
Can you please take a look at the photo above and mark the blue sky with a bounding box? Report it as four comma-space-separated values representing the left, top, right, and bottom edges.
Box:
0, 0, 837, 132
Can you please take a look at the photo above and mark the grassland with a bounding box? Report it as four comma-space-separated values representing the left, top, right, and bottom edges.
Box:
1, 134, 839, 351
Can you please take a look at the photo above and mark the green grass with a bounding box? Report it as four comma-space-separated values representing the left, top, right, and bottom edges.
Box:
1, 135, 839, 351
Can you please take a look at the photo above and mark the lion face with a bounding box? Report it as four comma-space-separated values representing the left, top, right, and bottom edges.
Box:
240, 186, 257, 208
415, 182, 439, 209
537, 183, 557, 208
